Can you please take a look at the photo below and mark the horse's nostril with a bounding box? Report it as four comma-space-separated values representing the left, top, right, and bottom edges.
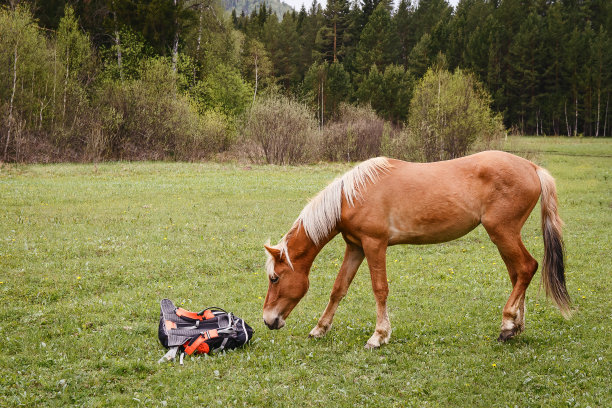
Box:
264, 317, 280, 330
264, 318, 275, 329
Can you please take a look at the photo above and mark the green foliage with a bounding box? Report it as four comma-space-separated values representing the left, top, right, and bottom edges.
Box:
394, 0, 416, 68
314, 0, 352, 63
357, 64, 414, 123
0, 5, 53, 132
406, 68, 505, 162
97, 57, 231, 160
56, 6, 95, 84
100, 27, 152, 81
0, 5, 96, 159
407, 32, 432, 78
241, 38, 273, 89
354, 2, 398, 77
192, 63, 253, 118
303, 61, 351, 124
262, 12, 301, 88
2, 0, 612, 163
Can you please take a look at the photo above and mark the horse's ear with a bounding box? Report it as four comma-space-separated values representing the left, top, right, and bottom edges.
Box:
264, 244, 281, 261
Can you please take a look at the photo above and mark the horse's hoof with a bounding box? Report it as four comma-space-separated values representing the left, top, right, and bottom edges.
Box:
497, 328, 517, 342
308, 325, 329, 338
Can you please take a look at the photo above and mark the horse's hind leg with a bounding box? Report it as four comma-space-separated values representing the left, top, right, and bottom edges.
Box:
309, 242, 364, 338
485, 226, 538, 341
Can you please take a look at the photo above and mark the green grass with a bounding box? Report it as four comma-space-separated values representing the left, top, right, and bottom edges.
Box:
1, 137, 610, 407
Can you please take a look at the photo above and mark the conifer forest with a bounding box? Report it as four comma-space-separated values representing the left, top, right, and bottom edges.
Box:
1, 0, 611, 162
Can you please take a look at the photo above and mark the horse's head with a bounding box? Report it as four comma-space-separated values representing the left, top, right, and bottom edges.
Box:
262, 242, 309, 330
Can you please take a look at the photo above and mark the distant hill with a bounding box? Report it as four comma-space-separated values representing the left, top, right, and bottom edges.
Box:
224, 0, 294, 17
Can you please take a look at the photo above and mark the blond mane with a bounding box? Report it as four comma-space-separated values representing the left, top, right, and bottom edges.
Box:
295, 157, 391, 246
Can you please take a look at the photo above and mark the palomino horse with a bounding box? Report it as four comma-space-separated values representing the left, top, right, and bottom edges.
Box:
263, 151, 570, 348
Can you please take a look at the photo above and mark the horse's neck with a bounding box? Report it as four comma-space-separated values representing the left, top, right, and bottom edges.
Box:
287, 223, 336, 274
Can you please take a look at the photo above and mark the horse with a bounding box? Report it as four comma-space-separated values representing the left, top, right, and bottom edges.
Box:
262, 151, 570, 348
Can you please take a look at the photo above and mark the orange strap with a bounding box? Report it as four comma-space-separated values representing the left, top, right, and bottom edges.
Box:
201, 309, 215, 320
183, 330, 219, 355
176, 308, 202, 320
175, 308, 216, 321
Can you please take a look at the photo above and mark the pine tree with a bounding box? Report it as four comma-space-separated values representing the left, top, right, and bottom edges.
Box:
354, 2, 398, 77
321, 0, 351, 62
412, 0, 452, 41
590, 26, 612, 136
506, 13, 543, 134
394, 0, 415, 69
407, 33, 432, 78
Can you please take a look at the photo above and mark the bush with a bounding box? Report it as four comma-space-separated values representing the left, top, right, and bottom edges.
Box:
380, 126, 421, 162
319, 104, 386, 162
174, 110, 229, 161
190, 63, 253, 118
406, 68, 505, 162
242, 95, 317, 165
95, 58, 230, 160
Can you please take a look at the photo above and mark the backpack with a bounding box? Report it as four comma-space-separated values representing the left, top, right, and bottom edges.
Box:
157, 299, 253, 364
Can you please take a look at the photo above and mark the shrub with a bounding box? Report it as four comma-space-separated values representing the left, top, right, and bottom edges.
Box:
406, 68, 505, 162
190, 63, 253, 118
95, 58, 229, 160
242, 94, 317, 164
174, 110, 229, 161
319, 104, 386, 162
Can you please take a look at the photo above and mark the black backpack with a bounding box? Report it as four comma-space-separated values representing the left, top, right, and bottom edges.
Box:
158, 299, 253, 364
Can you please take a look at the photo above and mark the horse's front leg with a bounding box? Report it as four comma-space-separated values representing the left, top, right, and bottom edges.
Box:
309, 242, 364, 338
362, 237, 391, 349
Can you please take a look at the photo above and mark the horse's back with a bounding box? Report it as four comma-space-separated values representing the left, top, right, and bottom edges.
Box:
340, 151, 542, 245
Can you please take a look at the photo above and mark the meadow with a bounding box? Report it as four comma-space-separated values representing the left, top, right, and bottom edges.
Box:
0, 137, 610, 407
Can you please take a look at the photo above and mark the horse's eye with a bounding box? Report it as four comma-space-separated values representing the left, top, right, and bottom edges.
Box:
270, 275, 279, 284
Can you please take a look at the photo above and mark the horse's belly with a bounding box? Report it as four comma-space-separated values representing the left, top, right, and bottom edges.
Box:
387, 214, 480, 245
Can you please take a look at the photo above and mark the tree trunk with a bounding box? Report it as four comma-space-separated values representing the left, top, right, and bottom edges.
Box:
604, 92, 609, 138
4, 44, 18, 161
172, 0, 179, 73
321, 77, 325, 128
52, 47, 57, 129
595, 90, 600, 137
194, 2, 204, 85
113, 6, 124, 80
252, 54, 258, 107
316, 77, 321, 130
574, 96, 578, 137
564, 100, 571, 137
319, 79, 323, 130
63, 52, 69, 127
333, 21, 337, 62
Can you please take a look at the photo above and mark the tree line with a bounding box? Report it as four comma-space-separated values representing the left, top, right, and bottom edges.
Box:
233, 0, 611, 136
0, 0, 610, 162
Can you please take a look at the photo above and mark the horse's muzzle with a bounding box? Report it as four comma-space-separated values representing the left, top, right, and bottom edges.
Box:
263, 316, 285, 330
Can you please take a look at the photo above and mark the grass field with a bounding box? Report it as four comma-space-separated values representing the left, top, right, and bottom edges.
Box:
1, 137, 610, 407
